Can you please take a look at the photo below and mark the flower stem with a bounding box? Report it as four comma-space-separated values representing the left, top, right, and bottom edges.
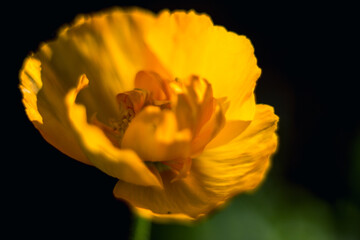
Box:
130, 215, 151, 240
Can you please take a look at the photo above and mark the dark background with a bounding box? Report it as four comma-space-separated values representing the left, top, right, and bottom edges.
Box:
5, 0, 359, 239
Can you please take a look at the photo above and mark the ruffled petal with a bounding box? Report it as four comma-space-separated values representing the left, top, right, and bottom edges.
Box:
19, 56, 89, 164
20, 8, 170, 165
193, 104, 279, 198
35, 8, 168, 125
113, 170, 215, 222
65, 75, 163, 189
143, 10, 261, 121
113, 105, 277, 222
19, 57, 43, 123
21, 8, 276, 222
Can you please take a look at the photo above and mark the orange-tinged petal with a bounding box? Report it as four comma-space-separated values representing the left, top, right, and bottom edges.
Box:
121, 106, 192, 162
143, 10, 261, 121
116, 89, 148, 115
168, 157, 192, 183
65, 75, 163, 189
193, 104, 278, 198
173, 93, 195, 131
19, 56, 89, 164
182, 75, 214, 135
190, 99, 226, 156
134, 70, 171, 101
171, 75, 215, 136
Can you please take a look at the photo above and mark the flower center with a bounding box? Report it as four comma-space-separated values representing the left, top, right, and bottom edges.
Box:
93, 70, 225, 182
91, 71, 172, 148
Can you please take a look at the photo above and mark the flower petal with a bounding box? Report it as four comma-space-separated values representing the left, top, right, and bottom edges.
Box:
113, 105, 277, 222
193, 104, 279, 198
190, 99, 226, 156
134, 70, 171, 101
143, 10, 261, 121
20, 8, 171, 166
65, 75, 163, 189
121, 106, 192, 162
205, 120, 251, 149
113, 171, 215, 222
35, 8, 168, 125
19, 57, 43, 124
19, 56, 89, 164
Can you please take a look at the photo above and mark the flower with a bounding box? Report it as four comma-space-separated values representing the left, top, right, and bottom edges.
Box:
19, 7, 278, 222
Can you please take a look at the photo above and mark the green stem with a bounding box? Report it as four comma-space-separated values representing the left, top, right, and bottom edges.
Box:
130, 215, 151, 240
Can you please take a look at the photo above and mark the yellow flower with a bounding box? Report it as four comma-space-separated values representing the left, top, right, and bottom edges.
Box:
19, 8, 278, 222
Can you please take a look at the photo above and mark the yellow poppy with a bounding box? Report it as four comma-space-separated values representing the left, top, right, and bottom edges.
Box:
19, 7, 278, 222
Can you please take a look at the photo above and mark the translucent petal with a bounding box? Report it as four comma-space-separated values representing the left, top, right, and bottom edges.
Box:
35, 8, 167, 123
19, 57, 89, 164
144, 10, 261, 121
19, 8, 169, 165
65, 75, 163, 189
193, 104, 279, 198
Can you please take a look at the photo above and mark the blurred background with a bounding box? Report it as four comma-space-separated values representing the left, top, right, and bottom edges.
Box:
5, 0, 359, 239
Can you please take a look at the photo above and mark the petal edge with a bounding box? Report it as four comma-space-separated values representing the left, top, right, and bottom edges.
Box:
65, 75, 163, 189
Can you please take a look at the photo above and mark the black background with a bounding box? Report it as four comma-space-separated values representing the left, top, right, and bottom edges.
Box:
5, 0, 359, 238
